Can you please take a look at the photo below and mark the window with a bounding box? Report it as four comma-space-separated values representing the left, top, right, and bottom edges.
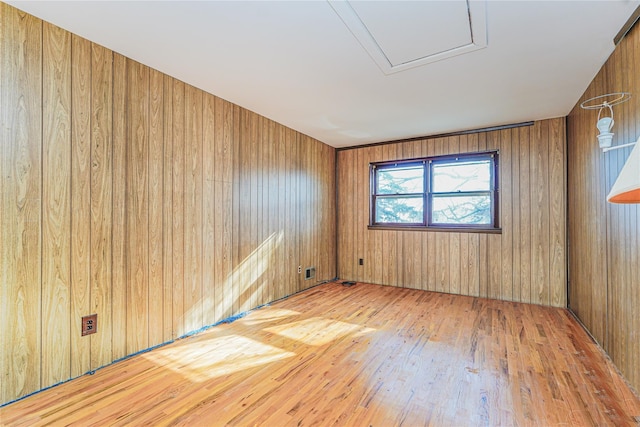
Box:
370, 151, 499, 231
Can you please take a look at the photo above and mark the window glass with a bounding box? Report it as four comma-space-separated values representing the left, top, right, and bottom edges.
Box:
432, 160, 490, 192
431, 195, 492, 225
377, 166, 423, 194
375, 197, 423, 223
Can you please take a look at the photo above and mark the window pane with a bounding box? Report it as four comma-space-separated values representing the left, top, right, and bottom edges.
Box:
375, 197, 423, 223
432, 195, 491, 225
432, 160, 490, 192
377, 166, 423, 194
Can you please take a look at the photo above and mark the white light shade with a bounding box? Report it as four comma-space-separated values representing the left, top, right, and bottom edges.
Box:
607, 142, 640, 203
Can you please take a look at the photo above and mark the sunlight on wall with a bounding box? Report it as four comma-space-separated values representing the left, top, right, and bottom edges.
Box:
264, 317, 375, 346
182, 231, 285, 330
143, 334, 295, 383
229, 230, 285, 299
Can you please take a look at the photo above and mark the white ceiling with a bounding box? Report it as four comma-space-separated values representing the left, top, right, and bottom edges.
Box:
7, 0, 640, 148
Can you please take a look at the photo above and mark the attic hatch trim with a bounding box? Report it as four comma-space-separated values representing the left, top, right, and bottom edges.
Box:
328, 0, 488, 75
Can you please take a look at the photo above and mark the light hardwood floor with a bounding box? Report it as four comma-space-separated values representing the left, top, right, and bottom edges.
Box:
1, 282, 639, 426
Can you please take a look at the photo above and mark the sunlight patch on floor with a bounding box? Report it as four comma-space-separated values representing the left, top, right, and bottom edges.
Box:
143, 334, 295, 382
240, 308, 301, 326
264, 317, 376, 346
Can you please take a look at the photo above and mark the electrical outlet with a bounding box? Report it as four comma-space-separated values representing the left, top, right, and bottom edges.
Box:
298, 265, 302, 274
82, 314, 97, 336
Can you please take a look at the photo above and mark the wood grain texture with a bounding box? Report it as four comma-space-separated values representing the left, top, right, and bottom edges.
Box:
184, 84, 203, 333
568, 19, 640, 393
202, 93, 217, 326
1, 282, 638, 426
148, 68, 164, 348
0, 3, 336, 405
171, 77, 186, 339
162, 75, 174, 343
90, 42, 113, 370
126, 59, 150, 354
70, 34, 92, 378
111, 52, 128, 361
336, 119, 567, 308
41, 21, 71, 389
0, 6, 43, 403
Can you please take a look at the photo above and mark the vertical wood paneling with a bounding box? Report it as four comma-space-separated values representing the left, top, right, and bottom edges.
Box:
355, 148, 366, 283
549, 119, 566, 308
184, 85, 203, 332
499, 129, 513, 301
510, 128, 521, 303
1, 4, 337, 406
265, 119, 276, 300
248, 112, 258, 305
290, 128, 299, 294
276, 124, 287, 299
237, 109, 251, 312
171, 78, 185, 338
126, 60, 149, 354
568, 19, 640, 393
111, 53, 128, 360
1, 6, 42, 402
518, 125, 532, 304
259, 118, 268, 298
231, 104, 241, 313
162, 76, 174, 342
202, 93, 216, 326
531, 121, 550, 306
147, 68, 164, 347
41, 21, 71, 388
337, 119, 566, 308
215, 97, 234, 320
70, 34, 92, 377
90, 43, 113, 370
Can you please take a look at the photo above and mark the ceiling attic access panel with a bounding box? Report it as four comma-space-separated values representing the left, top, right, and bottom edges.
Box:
329, 0, 487, 75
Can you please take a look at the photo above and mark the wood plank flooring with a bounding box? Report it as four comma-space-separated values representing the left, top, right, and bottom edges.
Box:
1, 282, 639, 426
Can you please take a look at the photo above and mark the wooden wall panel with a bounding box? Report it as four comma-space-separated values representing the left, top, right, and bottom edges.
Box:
41, 21, 71, 389
202, 93, 216, 326
90, 43, 113, 370
70, 34, 92, 378
184, 84, 203, 333
162, 75, 174, 343
336, 118, 567, 308
0, 3, 336, 406
126, 60, 150, 355
111, 53, 128, 361
567, 20, 640, 392
0, 5, 42, 402
148, 68, 164, 348
171, 78, 185, 338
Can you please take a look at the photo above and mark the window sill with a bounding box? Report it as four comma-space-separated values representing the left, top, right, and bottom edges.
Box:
367, 225, 502, 234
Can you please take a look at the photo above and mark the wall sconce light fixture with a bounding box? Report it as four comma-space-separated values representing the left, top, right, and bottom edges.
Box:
580, 92, 639, 203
